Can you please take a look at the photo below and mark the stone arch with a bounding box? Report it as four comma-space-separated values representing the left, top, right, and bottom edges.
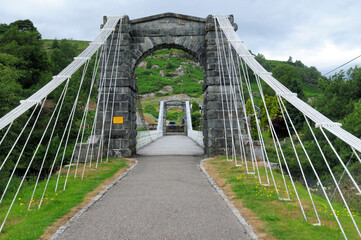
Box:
98, 12, 241, 157
163, 100, 187, 135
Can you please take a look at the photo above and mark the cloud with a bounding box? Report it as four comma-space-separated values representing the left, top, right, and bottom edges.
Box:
1, 0, 361, 74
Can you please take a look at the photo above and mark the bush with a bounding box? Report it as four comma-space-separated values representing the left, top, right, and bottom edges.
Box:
192, 101, 199, 113
191, 111, 201, 130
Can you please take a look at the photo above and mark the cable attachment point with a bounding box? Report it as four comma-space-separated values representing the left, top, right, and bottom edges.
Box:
74, 57, 91, 60
256, 71, 272, 76
276, 92, 298, 97
90, 41, 105, 45
20, 99, 42, 105
54, 75, 71, 79
101, 28, 115, 31
315, 122, 342, 128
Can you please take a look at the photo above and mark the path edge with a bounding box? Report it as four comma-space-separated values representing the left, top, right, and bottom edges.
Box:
50, 159, 138, 239
199, 158, 259, 240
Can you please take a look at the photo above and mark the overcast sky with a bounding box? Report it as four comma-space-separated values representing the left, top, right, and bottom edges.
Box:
1, 0, 361, 75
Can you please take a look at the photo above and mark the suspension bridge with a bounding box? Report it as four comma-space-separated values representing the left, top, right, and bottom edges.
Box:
0, 13, 361, 239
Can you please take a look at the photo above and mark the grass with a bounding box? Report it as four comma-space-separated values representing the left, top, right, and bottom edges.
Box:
207, 156, 361, 240
0, 158, 129, 240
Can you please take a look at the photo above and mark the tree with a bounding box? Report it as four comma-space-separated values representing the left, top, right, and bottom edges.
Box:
9, 19, 38, 32
315, 70, 357, 120
272, 63, 300, 87
255, 53, 272, 71
259, 95, 282, 129
191, 101, 199, 113
50, 39, 78, 75
343, 100, 361, 137
0, 24, 9, 34
287, 56, 293, 64
271, 116, 287, 139
286, 79, 305, 131
0, 53, 23, 117
52, 38, 60, 49
191, 111, 201, 130
0, 20, 49, 89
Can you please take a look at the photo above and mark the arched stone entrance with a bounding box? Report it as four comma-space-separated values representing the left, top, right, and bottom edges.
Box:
163, 100, 187, 135
96, 12, 242, 157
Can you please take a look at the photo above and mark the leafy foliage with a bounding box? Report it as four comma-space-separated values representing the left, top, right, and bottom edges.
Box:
191, 101, 199, 113
0, 21, 49, 89
191, 111, 201, 130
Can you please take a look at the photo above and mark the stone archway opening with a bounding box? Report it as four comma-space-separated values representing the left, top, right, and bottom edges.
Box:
135, 47, 204, 138
165, 106, 185, 135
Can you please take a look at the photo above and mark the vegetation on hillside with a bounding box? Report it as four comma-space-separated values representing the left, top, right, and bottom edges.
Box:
136, 48, 204, 98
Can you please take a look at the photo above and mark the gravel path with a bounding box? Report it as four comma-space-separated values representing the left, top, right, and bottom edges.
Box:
56, 136, 252, 239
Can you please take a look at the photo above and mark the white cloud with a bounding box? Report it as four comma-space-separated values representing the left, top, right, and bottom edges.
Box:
1, 0, 361, 75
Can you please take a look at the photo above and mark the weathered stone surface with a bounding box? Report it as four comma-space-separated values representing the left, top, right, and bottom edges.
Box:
94, 13, 244, 158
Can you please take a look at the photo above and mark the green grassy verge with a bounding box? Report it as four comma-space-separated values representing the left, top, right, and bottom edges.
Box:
0, 158, 129, 240
208, 157, 361, 240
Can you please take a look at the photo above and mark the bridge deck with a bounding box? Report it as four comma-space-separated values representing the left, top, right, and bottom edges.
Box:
137, 135, 204, 155
56, 136, 251, 239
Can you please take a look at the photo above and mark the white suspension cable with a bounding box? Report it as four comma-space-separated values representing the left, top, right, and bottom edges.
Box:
319, 128, 361, 195
106, 23, 123, 162
97, 27, 118, 167
277, 96, 320, 224
0, 99, 45, 205
235, 54, 255, 174
89, 48, 108, 170
304, 116, 357, 239
214, 18, 230, 161
81, 48, 104, 179
29, 79, 70, 209
220, 36, 237, 163
0, 121, 13, 146
63, 60, 91, 190
0, 105, 38, 172
253, 68, 290, 200
214, 15, 361, 154
74, 50, 102, 179
228, 49, 247, 167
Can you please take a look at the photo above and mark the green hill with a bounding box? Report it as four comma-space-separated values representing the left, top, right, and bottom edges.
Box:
136, 49, 204, 98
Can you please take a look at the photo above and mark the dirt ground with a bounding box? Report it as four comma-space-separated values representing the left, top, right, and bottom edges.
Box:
39, 158, 135, 240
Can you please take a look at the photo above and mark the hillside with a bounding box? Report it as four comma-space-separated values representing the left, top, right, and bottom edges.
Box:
136, 49, 204, 99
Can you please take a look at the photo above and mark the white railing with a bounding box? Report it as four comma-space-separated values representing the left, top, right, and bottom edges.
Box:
136, 101, 164, 150
185, 101, 204, 147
